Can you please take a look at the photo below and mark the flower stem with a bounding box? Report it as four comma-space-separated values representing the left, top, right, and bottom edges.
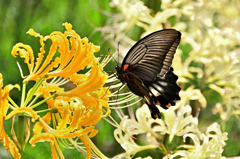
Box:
27, 93, 43, 107
21, 83, 26, 107
7, 96, 19, 108
160, 142, 168, 155
29, 93, 57, 109
17, 115, 26, 156
36, 108, 58, 114
23, 76, 45, 107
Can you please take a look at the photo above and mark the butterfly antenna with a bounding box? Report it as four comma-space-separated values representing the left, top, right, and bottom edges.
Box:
101, 80, 122, 99
106, 69, 118, 78
108, 48, 118, 65
104, 63, 115, 69
117, 42, 120, 66
101, 86, 111, 99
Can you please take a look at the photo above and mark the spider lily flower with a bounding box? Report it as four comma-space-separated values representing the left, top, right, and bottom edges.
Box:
135, 157, 153, 159
112, 87, 208, 158
164, 123, 228, 159
112, 104, 227, 159
3, 22, 110, 158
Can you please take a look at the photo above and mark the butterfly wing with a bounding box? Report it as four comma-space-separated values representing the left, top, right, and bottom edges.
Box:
121, 29, 181, 81
118, 29, 181, 119
122, 71, 162, 119
143, 67, 181, 110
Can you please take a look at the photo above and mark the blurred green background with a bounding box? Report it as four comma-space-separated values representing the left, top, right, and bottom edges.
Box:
0, 0, 240, 158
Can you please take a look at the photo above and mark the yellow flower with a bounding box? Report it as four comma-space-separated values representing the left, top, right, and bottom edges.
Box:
0, 73, 21, 159
11, 23, 101, 83
3, 22, 110, 158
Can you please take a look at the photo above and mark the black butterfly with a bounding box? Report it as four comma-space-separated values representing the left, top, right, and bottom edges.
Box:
115, 29, 181, 119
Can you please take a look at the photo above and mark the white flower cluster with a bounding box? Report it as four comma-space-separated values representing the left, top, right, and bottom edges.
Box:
98, 0, 240, 158
112, 87, 227, 158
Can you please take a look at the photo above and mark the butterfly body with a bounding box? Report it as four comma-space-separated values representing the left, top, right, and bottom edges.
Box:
115, 29, 181, 119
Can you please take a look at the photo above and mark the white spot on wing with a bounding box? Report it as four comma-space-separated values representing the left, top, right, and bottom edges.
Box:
149, 85, 162, 96
152, 83, 163, 92
158, 81, 168, 86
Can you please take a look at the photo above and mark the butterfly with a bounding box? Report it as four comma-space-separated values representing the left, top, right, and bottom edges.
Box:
115, 29, 181, 119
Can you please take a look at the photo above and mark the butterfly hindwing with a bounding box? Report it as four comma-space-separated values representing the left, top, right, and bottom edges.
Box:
123, 71, 163, 119
143, 67, 181, 110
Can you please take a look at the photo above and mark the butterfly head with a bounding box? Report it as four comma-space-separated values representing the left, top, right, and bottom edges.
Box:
115, 65, 121, 76
115, 65, 127, 84
115, 65, 120, 71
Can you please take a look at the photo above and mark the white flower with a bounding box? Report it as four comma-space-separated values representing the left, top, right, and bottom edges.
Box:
164, 123, 228, 159
113, 115, 158, 158
135, 157, 153, 159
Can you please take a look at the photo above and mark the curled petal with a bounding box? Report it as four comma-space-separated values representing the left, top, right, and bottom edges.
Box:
59, 62, 108, 97
30, 131, 71, 159
2, 84, 20, 116
55, 100, 71, 131
38, 117, 95, 138
79, 112, 103, 126
101, 100, 111, 117
11, 43, 34, 73
56, 99, 82, 134
30, 134, 53, 147
89, 129, 98, 138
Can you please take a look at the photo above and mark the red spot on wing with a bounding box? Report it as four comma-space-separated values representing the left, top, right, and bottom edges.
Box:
166, 103, 172, 108
155, 100, 161, 106
123, 72, 129, 80
150, 93, 161, 106
153, 94, 172, 109
123, 64, 129, 71
122, 64, 130, 80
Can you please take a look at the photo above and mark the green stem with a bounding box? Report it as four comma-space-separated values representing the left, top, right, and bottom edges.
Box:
36, 108, 58, 114
29, 93, 57, 109
27, 93, 43, 107
160, 142, 168, 155
17, 116, 25, 155
7, 96, 19, 108
21, 83, 26, 107
23, 76, 45, 107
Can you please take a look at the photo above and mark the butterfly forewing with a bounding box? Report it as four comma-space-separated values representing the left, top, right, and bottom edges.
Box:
121, 29, 181, 81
